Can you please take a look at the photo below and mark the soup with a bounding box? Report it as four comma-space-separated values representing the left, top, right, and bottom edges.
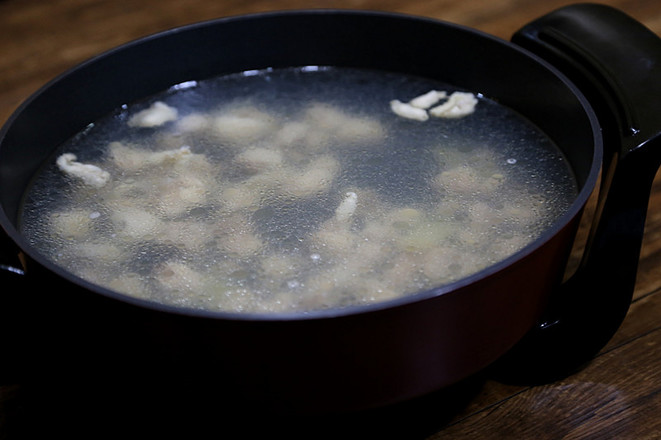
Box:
19, 66, 577, 313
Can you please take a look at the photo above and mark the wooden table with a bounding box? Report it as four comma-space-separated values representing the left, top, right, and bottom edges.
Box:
1, 0, 660, 438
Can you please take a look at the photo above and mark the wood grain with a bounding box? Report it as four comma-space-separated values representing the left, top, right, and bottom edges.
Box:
1, 0, 660, 438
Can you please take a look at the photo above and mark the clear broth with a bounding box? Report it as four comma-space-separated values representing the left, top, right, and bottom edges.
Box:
20, 66, 577, 313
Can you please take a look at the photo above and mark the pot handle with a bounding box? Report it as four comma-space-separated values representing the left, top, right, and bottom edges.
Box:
0, 228, 26, 279
493, 3, 661, 383
0, 227, 28, 383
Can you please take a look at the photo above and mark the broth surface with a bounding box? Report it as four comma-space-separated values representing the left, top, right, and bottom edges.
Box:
20, 66, 577, 313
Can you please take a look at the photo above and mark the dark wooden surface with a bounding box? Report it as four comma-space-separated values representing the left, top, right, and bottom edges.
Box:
1, 0, 661, 438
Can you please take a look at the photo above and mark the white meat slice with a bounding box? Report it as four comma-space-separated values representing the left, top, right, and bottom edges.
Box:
109, 144, 197, 172
409, 90, 447, 109
211, 105, 277, 144
389, 99, 429, 121
128, 101, 178, 128
110, 207, 162, 239
56, 153, 110, 188
234, 147, 284, 173
429, 92, 478, 118
335, 191, 358, 222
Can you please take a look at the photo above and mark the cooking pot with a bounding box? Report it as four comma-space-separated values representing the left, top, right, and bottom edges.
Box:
1, 2, 660, 417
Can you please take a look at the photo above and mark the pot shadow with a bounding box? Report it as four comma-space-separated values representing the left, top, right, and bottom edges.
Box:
4, 374, 485, 439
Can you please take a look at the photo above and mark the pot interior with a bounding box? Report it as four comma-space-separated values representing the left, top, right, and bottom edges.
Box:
0, 10, 601, 315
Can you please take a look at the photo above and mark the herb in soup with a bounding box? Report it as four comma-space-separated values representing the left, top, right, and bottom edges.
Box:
19, 67, 577, 313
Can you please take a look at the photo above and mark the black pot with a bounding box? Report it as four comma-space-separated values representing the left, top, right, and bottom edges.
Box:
1, 2, 660, 419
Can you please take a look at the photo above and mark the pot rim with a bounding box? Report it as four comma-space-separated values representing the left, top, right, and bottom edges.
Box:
0, 8, 603, 322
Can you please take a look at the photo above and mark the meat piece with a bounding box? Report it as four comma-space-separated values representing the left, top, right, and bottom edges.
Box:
409, 90, 447, 109
175, 113, 210, 132
56, 153, 110, 187
211, 105, 278, 144
128, 101, 178, 128
389, 99, 429, 121
234, 147, 284, 173
429, 92, 478, 118
335, 191, 358, 222
433, 166, 503, 195
154, 261, 204, 293
156, 174, 208, 217
48, 209, 96, 239
110, 207, 162, 240
108, 144, 194, 172
280, 155, 340, 198
303, 102, 385, 145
